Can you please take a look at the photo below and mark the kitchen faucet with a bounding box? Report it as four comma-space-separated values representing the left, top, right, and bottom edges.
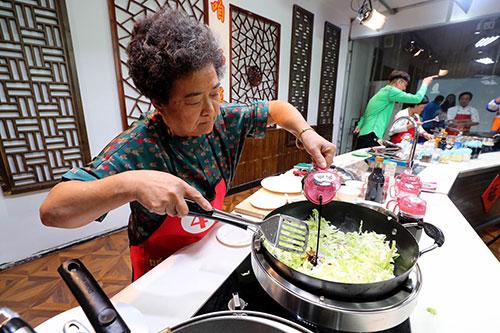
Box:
391, 115, 419, 169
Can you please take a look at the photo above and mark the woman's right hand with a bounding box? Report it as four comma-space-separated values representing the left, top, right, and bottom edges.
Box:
422, 75, 438, 86
353, 127, 360, 135
126, 170, 212, 217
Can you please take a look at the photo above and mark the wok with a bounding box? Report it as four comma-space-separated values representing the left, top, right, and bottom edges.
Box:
57, 259, 312, 333
258, 200, 444, 301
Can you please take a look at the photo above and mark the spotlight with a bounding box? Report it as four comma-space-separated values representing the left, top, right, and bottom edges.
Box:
475, 57, 494, 65
413, 48, 424, 57
357, 0, 386, 31
475, 35, 500, 48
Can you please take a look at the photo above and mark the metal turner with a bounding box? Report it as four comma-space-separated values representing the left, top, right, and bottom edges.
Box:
185, 199, 309, 254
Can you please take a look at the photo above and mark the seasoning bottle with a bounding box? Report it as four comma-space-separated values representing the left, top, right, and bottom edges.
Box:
439, 129, 448, 150
364, 156, 385, 203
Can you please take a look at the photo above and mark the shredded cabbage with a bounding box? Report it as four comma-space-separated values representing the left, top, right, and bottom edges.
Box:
265, 209, 399, 284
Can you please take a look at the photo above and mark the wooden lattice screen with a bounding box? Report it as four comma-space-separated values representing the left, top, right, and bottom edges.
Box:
317, 21, 341, 142
0, 0, 90, 195
107, 0, 208, 129
230, 5, 280, 103
287, 5, 313, 145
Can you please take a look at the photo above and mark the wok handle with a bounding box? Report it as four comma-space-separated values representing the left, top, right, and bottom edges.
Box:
186, 199, 259, 231
58, 259, 130, 333
404, 222, 445, 255
0, 307, 36, 333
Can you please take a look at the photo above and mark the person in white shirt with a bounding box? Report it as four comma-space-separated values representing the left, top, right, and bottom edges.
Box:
388, 95, 434, 143
446, 91, 479, 134
486, 96, 500, 133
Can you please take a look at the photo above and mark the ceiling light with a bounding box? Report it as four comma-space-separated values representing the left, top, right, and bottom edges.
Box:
413, 48, 424, 57
474, 31, 480, 35
357, 0, 386, 31
475, 57, 494, 65
475, 35, 500, 48
478, 50, 483, 54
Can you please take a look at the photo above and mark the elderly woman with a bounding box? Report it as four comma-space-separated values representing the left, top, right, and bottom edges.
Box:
388, 96, 434, 143
39, 10, 335, 280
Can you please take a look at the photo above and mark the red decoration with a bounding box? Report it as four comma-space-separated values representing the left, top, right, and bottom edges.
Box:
211, 0, 225, 23
481, 174, 500, 212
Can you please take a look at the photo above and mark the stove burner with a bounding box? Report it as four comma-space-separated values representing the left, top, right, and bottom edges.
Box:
195, 255, 414, 333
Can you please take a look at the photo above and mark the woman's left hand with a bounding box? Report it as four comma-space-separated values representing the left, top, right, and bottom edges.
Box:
300, 130, 336, 168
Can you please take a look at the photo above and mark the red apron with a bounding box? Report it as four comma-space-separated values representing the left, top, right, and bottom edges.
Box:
130, 180, 226, 280
447, 113, 471, 135
390, 127, 415, 144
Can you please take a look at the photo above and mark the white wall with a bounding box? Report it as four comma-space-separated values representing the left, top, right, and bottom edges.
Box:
351, 0, 500, 39
0, 0, 129, 268
208, 0, 352, 144
338, 39, 376, 153
1, 0, 353, 267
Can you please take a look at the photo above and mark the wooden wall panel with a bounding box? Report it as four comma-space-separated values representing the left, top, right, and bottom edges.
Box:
0, 0, 90, 194
231, 128, 310, 188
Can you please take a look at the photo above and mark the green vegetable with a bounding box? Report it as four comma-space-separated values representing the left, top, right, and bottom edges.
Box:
426, 307, 438, 315
265, 209, 399, 284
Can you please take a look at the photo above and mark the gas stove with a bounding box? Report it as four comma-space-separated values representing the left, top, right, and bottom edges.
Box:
194, 254, 415, 333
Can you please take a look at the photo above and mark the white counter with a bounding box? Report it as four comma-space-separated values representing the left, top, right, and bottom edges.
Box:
37, 152, 500, 333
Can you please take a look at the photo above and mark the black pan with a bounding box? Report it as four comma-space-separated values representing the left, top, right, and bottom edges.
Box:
57, 259, 312, 333
260, 200, 444, 301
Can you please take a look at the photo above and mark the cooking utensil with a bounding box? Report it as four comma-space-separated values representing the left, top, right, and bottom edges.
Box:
257, 200, 444, 300
186, 200, 309, 254
58, 259, 131, 333
0, 307, 36, 333
58, 260, 313, 333
421, 116, 440, 125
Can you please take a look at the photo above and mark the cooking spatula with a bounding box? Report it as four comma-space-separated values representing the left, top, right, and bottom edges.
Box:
186, 199, 309, 254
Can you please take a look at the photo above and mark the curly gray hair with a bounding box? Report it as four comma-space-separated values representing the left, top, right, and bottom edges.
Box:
127, 9, 225, 105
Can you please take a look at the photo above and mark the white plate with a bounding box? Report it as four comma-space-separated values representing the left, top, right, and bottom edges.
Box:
216, 224, 253, 247
250, 192, 287, 210
261, 175, 303, 194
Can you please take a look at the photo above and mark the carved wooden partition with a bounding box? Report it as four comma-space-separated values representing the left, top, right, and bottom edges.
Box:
231, 128, 310, 188
107, 0, 208, 129
286, 5, 313, 145
229, 5, 280, 103
317, 21, 341, 142
0, 0, 89, 194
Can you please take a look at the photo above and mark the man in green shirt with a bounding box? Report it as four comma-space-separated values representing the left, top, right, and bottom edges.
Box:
354, 70, 436, 149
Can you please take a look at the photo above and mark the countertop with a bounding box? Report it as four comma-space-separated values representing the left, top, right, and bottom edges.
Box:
37, 152, 500, 333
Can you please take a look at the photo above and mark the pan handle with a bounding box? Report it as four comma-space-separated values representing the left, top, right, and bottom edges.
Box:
186, 199, 260, 231
58, 259, 130, 333
403, 222, 445, 255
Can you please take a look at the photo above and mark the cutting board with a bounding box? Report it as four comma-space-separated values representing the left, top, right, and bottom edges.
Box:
234, 188, 305, 219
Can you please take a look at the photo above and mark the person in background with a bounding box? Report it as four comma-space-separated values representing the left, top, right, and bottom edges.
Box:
388, 95, 434, 143
353, 70, 436, 149
486, 96, 500, 133
421, 95, 444, 133
438, 93, 456, 128
446, 92, 479, 135
39, 9, 335, 280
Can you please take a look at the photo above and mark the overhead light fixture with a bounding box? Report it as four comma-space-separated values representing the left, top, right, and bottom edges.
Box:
413, 48, 424, 57
475, 35, 500, 48
475, 57, 494, 65
357, 0, 387, 31
474, 31, 480, 35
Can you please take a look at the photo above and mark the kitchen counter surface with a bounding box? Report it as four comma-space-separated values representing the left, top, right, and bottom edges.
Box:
37, 152, 500, 333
